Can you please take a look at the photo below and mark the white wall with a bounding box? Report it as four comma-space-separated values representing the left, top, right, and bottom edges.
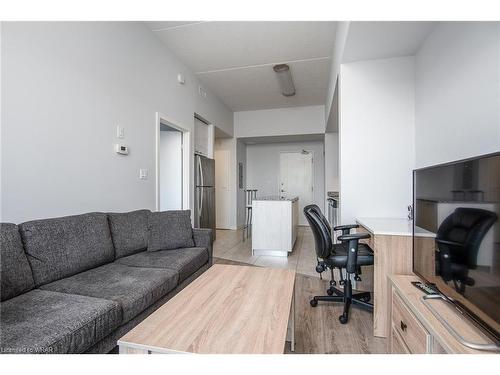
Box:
326, 21, 350, 131
339, 57, 415, 224
214, 138, 237, 230
214, 137, 246, 230
415, 22, 500, 168
246, 141, 325, 224
324, 132, 339, 200
1, 22, 233, 223
234, 105, 325, 138
159, 130, 182, 210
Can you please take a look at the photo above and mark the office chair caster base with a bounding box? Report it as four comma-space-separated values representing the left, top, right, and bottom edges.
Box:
339, 314, 348, 324
310, 299, 318, 307
326, 288, 334, 296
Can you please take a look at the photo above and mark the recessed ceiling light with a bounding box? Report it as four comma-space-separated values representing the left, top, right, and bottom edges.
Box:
273, 64, 295, 97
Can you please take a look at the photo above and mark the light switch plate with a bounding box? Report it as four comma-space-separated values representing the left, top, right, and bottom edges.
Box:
139, 169, 148, 180
116, 125, 125, 139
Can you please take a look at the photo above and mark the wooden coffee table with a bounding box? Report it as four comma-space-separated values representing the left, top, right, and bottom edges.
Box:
118, 264, 296, 354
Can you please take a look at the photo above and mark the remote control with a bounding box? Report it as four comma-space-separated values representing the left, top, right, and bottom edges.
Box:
411, 281, 438, 295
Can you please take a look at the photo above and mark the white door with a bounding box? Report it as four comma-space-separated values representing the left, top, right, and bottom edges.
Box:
159, 130, 183, 210
215, 149, 231, 229
280, 151, 313, 225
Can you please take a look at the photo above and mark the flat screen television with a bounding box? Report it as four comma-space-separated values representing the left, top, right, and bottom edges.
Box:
413, 152, 500, 347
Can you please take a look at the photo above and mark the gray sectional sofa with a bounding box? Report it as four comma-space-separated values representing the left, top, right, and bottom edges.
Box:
0, 209, 213, 354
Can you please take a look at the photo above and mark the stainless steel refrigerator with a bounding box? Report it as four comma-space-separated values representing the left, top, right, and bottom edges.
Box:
194, 154, 216, 239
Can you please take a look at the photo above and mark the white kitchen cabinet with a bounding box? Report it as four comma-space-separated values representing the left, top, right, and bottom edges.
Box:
194, 117, 214, 158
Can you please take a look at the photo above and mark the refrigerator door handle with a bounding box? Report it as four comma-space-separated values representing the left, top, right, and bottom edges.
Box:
198, 156, 204, 187
198, 187, 203, 223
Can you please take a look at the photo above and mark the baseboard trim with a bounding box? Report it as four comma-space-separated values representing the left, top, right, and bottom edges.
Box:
252, 249, 289, 257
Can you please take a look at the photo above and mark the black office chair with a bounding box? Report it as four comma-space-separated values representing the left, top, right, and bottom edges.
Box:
436, 207, 497, 294
304, 204, 374, 324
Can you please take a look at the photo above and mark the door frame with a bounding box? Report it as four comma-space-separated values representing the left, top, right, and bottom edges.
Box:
155, 112, 191, 211
278, 149, 315, 203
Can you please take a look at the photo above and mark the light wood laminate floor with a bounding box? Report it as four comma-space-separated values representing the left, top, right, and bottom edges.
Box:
214, 226, 321, 278
213, 227, 387, 354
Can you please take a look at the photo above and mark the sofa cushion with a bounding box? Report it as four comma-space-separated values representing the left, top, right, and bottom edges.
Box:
108, 210, 150, 259
19, 212, 115, 286
192, 228, 214, 258
40, 263, 178, 323
0, 223, 35, 301
0, 289, 121, 354
147, 210, 194, 251
115, 247, 209, 282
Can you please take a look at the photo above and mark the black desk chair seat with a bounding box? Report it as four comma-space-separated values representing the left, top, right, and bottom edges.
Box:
304, 204, 374, 324
325, 242, 374, 268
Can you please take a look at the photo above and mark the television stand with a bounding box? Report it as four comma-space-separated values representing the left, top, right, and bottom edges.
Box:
388, 274, 498, 353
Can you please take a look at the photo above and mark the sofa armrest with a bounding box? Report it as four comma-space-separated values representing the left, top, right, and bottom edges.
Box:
192, 228, 214, 260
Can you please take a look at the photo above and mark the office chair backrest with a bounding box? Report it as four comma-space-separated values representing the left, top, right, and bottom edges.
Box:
307, 204, 331, 236
437, 207, 497, 268
304, 205, 332, 260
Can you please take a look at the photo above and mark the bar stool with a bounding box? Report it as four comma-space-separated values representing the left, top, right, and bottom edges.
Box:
243, 189, 257, 241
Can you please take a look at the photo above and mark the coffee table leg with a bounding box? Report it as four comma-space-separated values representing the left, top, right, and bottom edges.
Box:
286, 288, 295, 352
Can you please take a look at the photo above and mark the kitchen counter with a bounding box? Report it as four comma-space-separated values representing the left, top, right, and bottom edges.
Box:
252, 198, 299, 256
355, 217, 435, 238
255, 196, 298, 202
327, 191, 339, 199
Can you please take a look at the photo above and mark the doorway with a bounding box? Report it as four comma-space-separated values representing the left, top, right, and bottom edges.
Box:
155, 113, 190, 212
279, 150, 314, 225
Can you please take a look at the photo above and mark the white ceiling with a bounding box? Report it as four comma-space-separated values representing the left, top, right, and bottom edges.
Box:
342, 21, 437, 63
146, 21, 337, 111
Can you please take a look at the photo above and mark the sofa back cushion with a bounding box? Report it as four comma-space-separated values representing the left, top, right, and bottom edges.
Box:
19, 213, 115, 286
108, 209, 150, 259
1, 223, 35, 301
147, 210, 194, 252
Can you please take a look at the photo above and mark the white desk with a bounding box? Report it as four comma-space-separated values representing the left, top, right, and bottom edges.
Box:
355, 217, 435, 338
356, 217, 435, 238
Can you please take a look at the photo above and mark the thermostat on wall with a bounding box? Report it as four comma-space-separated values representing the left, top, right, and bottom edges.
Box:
115, 144, 129, 155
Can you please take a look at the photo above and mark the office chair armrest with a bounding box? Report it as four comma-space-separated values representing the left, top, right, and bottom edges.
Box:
337, 233, 370, 242
435, 238, 464, 247
337, 234, 371, 274
333, 224, 359, 235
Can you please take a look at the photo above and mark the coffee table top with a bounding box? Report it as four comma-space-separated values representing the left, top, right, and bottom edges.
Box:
118, 264, 296, 354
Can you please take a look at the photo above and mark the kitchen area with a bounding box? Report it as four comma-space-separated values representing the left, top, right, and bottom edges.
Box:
211, 133, 336, 273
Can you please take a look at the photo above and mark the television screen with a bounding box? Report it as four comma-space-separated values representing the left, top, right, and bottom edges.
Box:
413, 152, 500, 338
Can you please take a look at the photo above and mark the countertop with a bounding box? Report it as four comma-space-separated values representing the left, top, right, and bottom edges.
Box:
355, 217, 435, 238
254, 196, 299, 202
416, 198, 496, 204
327, 191, 339, 199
